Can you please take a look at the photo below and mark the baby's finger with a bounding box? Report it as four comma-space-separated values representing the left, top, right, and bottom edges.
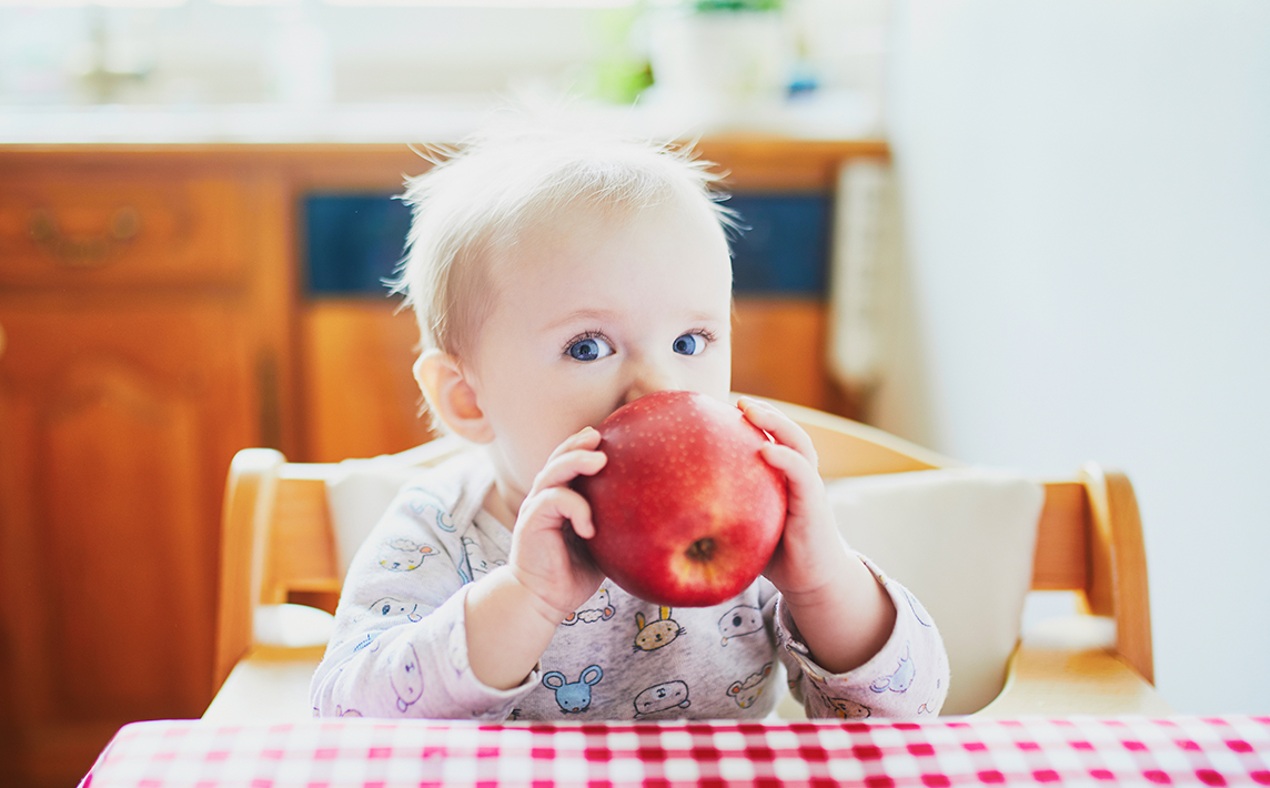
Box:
520, 486, 597, 540
531, 448, 608, 494
737, 397, 819, 467
760, 441, 822, 490
547, 426, 602, 461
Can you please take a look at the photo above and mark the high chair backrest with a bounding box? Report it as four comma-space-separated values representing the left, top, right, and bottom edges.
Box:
213, 397, 1154, 711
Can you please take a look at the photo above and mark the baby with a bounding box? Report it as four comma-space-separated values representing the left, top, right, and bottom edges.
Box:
310, 119, 948, 721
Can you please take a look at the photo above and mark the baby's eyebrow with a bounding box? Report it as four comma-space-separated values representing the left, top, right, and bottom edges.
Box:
541, 309, 617, 332
540, 307, 728, 333
685, 311, 728, 325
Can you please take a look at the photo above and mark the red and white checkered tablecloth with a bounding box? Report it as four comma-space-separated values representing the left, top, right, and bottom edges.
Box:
81, 716, 1270, 787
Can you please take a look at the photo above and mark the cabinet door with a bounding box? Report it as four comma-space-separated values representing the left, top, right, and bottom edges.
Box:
300, 300, 437, 462
0, 302, 259, 787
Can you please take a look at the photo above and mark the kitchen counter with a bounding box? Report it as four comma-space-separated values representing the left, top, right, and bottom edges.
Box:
0, 91, 880, 146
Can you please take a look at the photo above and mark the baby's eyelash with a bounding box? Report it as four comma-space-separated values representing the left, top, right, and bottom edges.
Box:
690, 328, 719, 343
561, 330, 609, 355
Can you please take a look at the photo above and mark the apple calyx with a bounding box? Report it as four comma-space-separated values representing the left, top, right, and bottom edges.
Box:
685, 538, 716, 563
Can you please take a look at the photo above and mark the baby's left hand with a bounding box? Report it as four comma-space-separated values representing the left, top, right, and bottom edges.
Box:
738, 397, 897, 674
736, 397, 848, 602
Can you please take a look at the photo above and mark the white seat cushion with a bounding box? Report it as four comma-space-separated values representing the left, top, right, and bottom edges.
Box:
826, 468, 1044, 715
325, 438, 467, 578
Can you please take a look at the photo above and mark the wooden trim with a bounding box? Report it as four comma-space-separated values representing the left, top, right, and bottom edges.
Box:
975, 640, 1169, 717
214, 447, 283, 692
265, 476, 340, 604
0, 139, 890, 194
767, 397, 953, 475
1082, 464, 1154, 684
1031, 481, 1091, 594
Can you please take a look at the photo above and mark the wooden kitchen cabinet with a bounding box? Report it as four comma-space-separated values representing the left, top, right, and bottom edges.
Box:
0, 161, 290, 788
300, 299, 437, 461
0, 137, 884, 786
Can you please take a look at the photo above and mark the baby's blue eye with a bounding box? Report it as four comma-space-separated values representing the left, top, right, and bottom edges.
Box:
567, 335, 614, 362
673, 333, 707, 356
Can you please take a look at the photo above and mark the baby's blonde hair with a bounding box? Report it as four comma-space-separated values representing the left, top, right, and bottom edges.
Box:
392, 118, 735, 357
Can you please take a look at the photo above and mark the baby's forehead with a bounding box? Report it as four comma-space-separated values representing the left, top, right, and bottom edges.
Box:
507, 176, 719, 241
492, 191, 729, 297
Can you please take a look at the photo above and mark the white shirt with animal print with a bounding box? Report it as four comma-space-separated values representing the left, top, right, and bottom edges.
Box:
310, 451, 949, 721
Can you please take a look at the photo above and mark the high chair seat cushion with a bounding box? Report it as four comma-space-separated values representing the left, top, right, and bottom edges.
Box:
326, 437, 467, 578
328, 459, 420, 579
826, 468, 1044, 715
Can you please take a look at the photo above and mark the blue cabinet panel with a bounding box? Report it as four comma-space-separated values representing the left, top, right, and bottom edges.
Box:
725, 193, 831, 296
304, 192, 830, 297
305, 193, 411, 296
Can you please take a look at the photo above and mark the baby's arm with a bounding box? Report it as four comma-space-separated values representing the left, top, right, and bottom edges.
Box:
777, 564, 950, 719
739, 398, 948, 717
310, 497, 511, 719
463, 427, 608, 689
738, 397, 897, 673
311, 430, 607, 717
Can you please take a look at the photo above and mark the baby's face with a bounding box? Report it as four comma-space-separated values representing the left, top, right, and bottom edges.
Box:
463, 186, 734, 511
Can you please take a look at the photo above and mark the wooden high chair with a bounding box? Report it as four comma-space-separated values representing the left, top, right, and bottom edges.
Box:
205, 398, 1168, 721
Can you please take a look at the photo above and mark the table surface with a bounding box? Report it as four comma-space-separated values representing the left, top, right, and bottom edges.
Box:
81, 715, 1270, 787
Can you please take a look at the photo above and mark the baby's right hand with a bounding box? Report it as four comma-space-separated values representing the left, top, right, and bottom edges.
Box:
506, 426, 608, 626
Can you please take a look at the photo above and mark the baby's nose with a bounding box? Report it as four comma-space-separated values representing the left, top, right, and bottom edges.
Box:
622, 362, 678, 405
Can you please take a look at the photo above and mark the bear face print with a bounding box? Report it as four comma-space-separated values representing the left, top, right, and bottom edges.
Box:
633, 680, 691, 718
718, 604, 764, 646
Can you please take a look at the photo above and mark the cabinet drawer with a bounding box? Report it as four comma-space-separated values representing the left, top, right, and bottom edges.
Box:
0, 173, 252, 288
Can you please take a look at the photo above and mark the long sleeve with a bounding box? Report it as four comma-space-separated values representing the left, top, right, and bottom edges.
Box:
310, 457, 535, 720
777, 555, 949, 720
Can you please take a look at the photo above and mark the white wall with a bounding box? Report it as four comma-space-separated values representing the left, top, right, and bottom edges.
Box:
880, 0, 1270, 714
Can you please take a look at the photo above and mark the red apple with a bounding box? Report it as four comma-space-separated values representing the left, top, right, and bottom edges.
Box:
572, 390, 788, 607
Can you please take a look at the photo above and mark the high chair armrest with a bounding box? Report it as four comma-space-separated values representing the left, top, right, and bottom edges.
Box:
973, 615, 1171, 717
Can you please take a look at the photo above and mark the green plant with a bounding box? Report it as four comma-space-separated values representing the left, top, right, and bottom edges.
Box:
691, 0, 784, 12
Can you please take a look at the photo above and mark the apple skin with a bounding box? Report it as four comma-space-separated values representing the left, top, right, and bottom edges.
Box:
572, 390, 788, 607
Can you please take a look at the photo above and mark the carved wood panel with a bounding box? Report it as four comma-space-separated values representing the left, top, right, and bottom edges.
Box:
0, 303, 258, 786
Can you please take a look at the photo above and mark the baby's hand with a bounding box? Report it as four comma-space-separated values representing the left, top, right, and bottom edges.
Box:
738, 397, 897, 673
506, 427, 608, 626
736, 398, 846, 601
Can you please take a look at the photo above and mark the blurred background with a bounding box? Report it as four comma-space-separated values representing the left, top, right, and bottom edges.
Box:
0, 0, 885, 134
2, 0, 1268, 784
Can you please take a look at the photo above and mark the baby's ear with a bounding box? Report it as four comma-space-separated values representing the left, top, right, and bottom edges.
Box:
414, 350, 494, 444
